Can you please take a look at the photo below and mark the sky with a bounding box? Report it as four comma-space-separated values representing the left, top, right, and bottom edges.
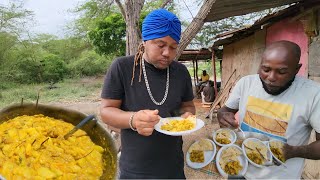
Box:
2, 0, 200, 38
24, 0, 86, 37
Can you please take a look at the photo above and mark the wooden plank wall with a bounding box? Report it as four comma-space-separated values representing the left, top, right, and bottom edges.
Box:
304, 10, 320, 179
308, 37, 320, 83
221, 29, 266, 88
308, 10, 320, 83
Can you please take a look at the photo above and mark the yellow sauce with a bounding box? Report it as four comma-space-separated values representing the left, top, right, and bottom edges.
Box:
0, 114, 104, 179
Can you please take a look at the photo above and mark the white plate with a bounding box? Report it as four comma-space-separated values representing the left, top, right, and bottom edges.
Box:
154, 117, 204, 136
242, 138, 272, 168
235, 131, 270, 141
212, 128, 237, 147
268, 139, 286, 165
186, 139, 216, 169
216, 144, 248, 178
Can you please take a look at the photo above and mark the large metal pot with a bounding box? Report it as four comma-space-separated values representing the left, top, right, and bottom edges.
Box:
0, 103, 117, 180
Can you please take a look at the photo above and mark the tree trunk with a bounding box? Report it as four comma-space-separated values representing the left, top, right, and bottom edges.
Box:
176, 0, 216, 59
125, 0, 145, 55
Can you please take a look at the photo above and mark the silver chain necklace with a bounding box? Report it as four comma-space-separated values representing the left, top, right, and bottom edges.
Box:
142, 59, 169, 106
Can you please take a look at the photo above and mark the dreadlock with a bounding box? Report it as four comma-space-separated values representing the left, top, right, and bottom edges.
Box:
131, 43, 145, 86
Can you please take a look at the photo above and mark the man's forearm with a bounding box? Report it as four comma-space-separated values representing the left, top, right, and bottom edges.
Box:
181, 106, 196, 115
218, 106, 230, 114
217, 106, 237, 119
288, 141, 320, 160
100, 107, 133, 129
180, 101, 196, 115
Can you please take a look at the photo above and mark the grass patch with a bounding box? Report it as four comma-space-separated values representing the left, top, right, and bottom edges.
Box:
0, 77, 104, 109
185, 61, 221, 80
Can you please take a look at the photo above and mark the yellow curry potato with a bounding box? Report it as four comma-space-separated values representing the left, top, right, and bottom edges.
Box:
161, 119, 195, 132
0, 114, 104, 180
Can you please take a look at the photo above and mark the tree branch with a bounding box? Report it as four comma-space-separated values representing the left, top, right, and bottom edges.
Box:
176, 0, 217, 59
160, 0, 173, 9
115, 0, 126, 21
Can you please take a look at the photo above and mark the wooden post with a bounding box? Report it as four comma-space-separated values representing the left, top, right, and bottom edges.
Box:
212, 50, 218, 98
195, 59, 199, 82
192, 60, 196, 86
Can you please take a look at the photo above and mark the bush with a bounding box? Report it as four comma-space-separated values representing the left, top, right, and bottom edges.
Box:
13, 57, 43, 83
5, 54, 67, 84
41, 54, 67, 83
0, 80, 18, 90
67, 50, 113, 77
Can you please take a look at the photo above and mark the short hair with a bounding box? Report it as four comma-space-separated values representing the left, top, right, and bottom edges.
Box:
266, 40, 301, 62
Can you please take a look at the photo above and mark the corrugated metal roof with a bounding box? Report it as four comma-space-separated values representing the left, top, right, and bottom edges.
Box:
178, 49, 212, 61
204, 0, 304, 22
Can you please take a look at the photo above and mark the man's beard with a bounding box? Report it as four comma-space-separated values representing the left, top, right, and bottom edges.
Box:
259, 76, 295, 95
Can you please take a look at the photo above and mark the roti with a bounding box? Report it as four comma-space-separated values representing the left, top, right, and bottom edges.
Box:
219, 146, 242, 172
244, 140, 268, 162
186, 115, 197, 124
216, 129, 231, 139
188, 138, 213, 153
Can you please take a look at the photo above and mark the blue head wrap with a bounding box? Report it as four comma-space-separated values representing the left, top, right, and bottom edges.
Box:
142, 9, 181, 43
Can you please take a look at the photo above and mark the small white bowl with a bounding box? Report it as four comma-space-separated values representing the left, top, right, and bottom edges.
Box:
242, 138, 272, 168
268, 139, 286, 165
186, 139, 217, 169
216, 144, 248, 178
213, 128, 237, 147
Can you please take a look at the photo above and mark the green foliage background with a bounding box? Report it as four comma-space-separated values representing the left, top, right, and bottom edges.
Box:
0, 0, 182, 90
0, 1, 117, 90
0, 0, 273, 105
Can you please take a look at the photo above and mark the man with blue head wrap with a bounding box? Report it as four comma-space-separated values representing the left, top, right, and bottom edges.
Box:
100, 9, 195, 178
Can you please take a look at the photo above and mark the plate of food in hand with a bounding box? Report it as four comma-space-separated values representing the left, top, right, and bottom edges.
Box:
186, 138, 216, 169
268, 139, 286, 164
216, 144, 248, 178
242, 138, 272, 168
213, 128, 237, 147
154, 115, 204, 136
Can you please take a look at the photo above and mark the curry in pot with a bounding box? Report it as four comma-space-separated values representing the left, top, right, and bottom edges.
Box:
0, 114, 104, 179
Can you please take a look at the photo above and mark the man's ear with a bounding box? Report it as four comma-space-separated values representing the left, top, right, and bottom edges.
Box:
296, 63, 302, 74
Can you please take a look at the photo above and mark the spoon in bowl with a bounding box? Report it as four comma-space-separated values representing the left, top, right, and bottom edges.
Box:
64, 114, 95, 139
235, 128, 246, 139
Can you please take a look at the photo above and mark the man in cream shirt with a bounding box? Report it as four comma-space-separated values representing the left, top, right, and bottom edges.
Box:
217, 40, 320, 179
